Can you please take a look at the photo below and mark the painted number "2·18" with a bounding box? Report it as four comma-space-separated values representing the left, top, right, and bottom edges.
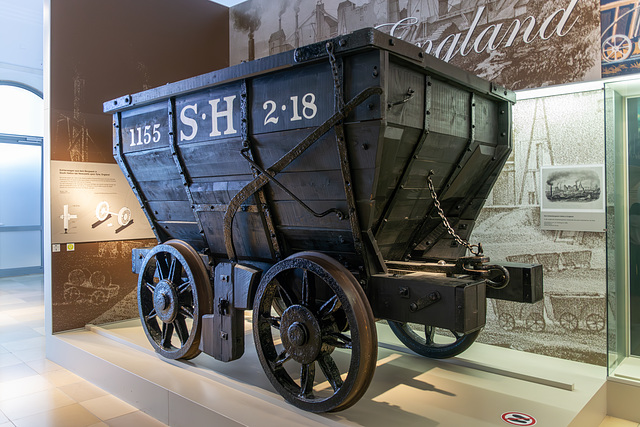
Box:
263, 93, 317, 126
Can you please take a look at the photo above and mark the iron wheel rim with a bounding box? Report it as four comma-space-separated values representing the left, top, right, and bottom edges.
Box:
388, 321, 480, 359
137, 240, 210, 360
253, 252, 377, 412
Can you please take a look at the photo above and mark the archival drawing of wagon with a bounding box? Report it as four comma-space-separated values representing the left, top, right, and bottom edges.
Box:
547, 292, 605, 332
105, 28, 542, 412
601, 0, 640, 63
63, 269, 119, 305
492, 298, 545, 332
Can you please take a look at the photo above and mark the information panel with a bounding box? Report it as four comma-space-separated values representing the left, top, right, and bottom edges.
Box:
51, 161, 154, 243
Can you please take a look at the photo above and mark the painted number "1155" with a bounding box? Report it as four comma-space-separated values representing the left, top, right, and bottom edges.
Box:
129, 124, 161, 146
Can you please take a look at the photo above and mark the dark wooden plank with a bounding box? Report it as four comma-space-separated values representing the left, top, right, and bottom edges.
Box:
178, 136, 251, 178
155, 220, 202, 243
278, 227, 355, 254
429, 80, 471, 139
147, 201, 195, 222
271, 200, 349, 229
124, 147, 180, 183
343, 50, 383, 123
200, 211, 272, 260
474, 95, 498, 145
385, 61, 425, 129
251, 128, 341, 172
138, 179, 188, 202
190, 176, 255, 205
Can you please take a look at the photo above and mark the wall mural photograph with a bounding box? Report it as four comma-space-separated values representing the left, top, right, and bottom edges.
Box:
230, 0, 601, 90
471, 90, 606, 365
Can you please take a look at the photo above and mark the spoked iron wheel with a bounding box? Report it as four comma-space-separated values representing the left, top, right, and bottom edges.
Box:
388, 321, 480, 359
138, 240, 212, 360
253, 252, 377, 412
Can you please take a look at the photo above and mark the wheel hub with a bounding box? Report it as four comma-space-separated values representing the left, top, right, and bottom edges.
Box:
154, 280, 178, 323
287, 322, 307, 347
280, 305, 321, 364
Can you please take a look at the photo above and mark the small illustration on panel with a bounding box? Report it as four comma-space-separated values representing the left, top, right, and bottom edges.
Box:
544, 169, 601, 204
92, 201, 133, 233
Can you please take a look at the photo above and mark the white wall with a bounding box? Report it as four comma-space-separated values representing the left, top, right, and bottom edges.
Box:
0, 0, 44, 94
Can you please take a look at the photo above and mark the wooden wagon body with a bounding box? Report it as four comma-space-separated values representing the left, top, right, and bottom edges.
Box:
104, 28, 541, 412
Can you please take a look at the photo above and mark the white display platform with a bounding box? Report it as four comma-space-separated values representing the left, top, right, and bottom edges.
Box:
47, 319, 607, 426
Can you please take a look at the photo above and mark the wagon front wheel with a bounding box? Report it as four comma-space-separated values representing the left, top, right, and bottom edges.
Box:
388, 321, 480, 359
253, 252, 377, 412
138, 240, 212, 360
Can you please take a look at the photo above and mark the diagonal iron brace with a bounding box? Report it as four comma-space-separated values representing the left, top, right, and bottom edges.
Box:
224, 85, 383, 261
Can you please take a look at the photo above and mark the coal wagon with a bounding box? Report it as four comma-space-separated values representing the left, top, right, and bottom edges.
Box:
105, 28, 543, 412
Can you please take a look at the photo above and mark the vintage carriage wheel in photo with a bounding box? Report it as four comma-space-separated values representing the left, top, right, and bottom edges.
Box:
559, 312, 579, 331
525, 313, 545, 332
585, 313, 605, 331
498, 312, 516, 331
253, 252, 377, 412
137, 240, 212, 360
602, 34, 633, 63
387, 321, 481, 359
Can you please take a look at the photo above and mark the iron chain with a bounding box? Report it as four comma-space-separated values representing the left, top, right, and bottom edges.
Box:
326, 42, 345, 111
426, 171, 482, 256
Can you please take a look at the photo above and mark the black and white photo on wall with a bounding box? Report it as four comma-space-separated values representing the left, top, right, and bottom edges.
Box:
230, 0, 601, 90
539, 164, 605, 233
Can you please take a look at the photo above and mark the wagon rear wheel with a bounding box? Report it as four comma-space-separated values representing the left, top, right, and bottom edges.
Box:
253, 252, 377, 412
137, 240, 212, 360
388, 321, 480, 359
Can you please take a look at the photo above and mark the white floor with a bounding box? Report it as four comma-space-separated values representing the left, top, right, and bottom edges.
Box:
2, 273, 638, 426
0, 274, 166, 427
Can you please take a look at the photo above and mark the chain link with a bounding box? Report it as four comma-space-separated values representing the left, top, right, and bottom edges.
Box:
426, 171, 482, 256
326, 42, 345, 111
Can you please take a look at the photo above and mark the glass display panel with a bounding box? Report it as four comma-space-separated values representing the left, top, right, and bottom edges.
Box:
605, 80, 640, 379
0, 230, 41, 269
605, 86, 626, 373
629, 97, 640, 356
0, 142, 42, 226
